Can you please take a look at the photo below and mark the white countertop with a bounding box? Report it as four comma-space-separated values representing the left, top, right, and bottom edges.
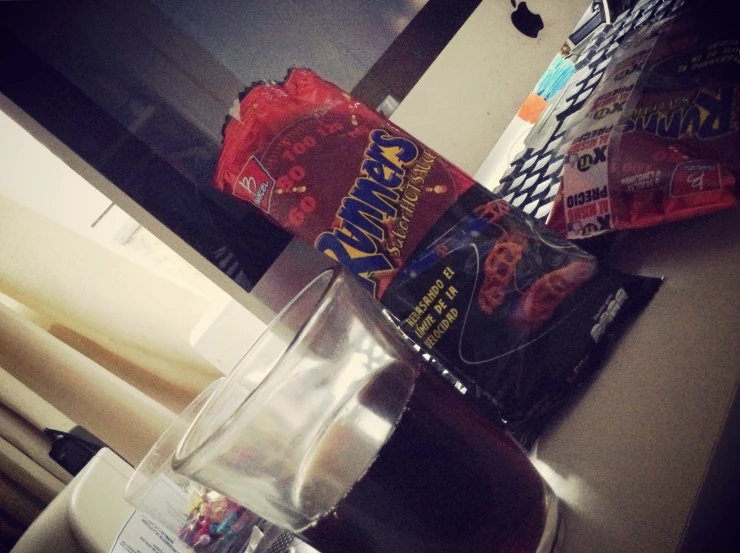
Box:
535, 209, 740, 553
391, 2, 740, 551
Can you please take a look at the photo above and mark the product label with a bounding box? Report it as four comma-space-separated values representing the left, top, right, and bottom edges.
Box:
621, 86, 738, 139
560, 21, 662, 238
233, 156, 276, 213
315, 130, 420, 294
110, 511, 188, 553
137, 474, 189, 535
563, 136, 613, 237
670, 160, 722, 196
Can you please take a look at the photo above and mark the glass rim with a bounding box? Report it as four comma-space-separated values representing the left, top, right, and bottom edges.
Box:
125, 376, 224, 503
172, 267, 341, 477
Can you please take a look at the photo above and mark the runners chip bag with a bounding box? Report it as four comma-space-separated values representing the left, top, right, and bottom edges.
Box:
549, 9, 739, 239
214, 69, 660, 444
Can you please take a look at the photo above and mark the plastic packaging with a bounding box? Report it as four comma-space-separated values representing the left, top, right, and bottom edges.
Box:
125, 379, 282, 553
549, 9, 740, 238
214, 69, 661, 444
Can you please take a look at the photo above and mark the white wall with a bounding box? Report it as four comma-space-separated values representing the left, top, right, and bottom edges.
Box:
0, 108, 227, 304
0, 109, 111, 233
150, 0, 429, 91
0, 105, 266, 377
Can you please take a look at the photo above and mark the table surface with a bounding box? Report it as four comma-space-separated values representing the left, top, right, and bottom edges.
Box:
390, 2, 740, 551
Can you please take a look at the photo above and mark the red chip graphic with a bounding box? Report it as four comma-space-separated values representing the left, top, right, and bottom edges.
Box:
233, 156, 276, 213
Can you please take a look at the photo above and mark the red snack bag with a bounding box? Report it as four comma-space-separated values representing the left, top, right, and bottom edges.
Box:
215, 69, 660, 445
215, 70, 473, 298
549, 9, 739, 238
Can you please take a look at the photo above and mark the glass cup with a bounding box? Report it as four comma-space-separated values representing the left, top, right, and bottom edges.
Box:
173, 268, 561, 553
125, 379, 298, 553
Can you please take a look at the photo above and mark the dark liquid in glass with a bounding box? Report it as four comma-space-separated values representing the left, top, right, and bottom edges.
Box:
300, 366, 548, 553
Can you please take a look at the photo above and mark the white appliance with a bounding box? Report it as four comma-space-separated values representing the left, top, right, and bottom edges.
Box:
11, 449, 134, 553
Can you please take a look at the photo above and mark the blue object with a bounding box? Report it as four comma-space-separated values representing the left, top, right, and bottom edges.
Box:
533, 54, 576, 101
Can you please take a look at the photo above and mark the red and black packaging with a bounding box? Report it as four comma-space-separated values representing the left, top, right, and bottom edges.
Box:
215, 69, 660, 445
549, 9, 740, 239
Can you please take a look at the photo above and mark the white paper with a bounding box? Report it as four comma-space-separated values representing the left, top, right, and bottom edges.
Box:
137, 474, 190, 535
110, 511, 190, 553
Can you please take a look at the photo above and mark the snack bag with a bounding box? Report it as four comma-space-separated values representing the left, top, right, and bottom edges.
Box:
214, 69, 660, 443
549, 9, 739, 238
